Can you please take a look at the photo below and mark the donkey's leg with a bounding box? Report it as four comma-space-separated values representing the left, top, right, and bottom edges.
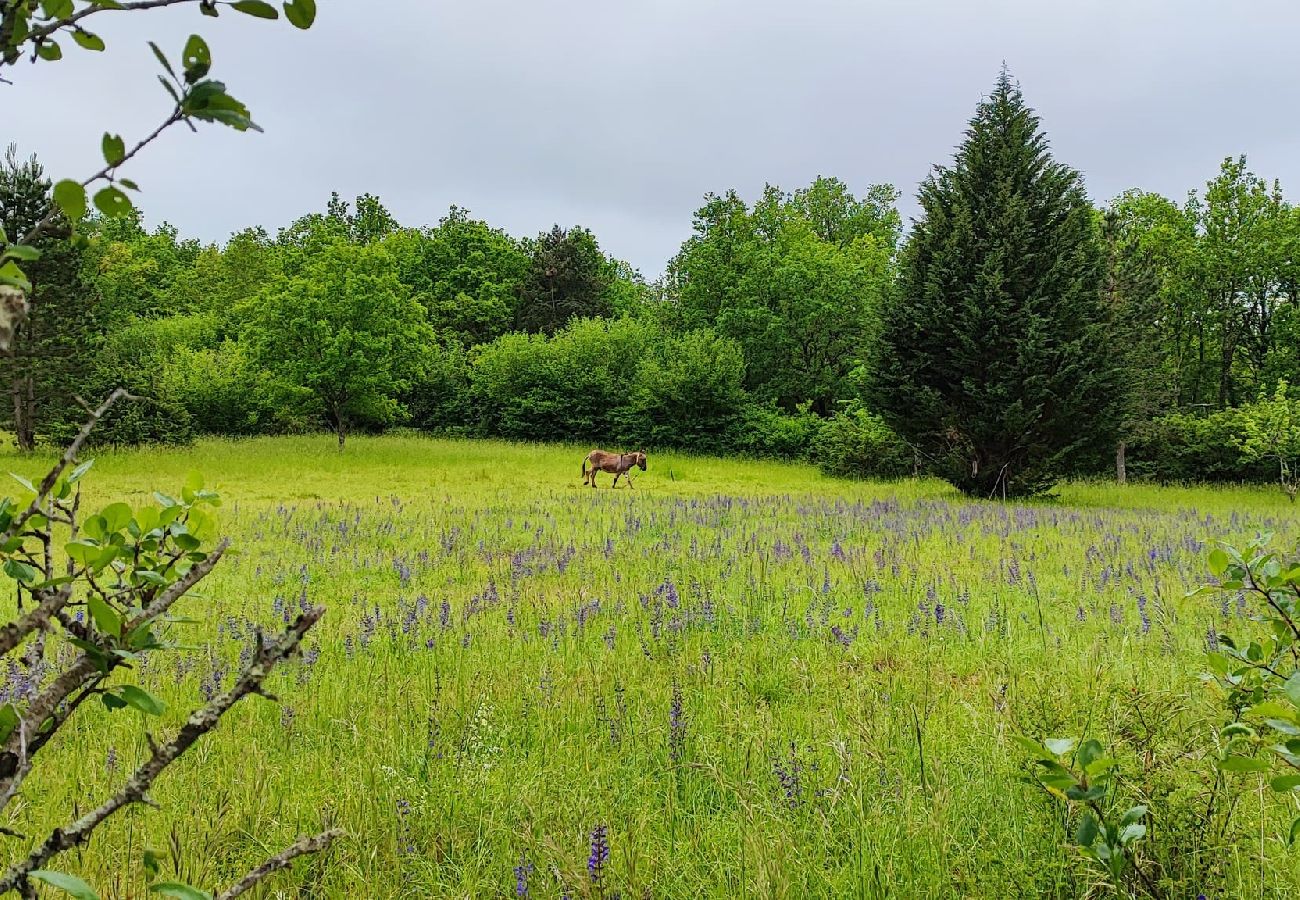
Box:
611, 472, 620, 489
626, 471, 634, 489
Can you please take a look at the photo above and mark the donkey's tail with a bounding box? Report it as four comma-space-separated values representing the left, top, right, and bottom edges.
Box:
581, 457, 589, 483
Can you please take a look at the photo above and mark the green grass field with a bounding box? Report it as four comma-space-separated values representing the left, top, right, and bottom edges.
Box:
8, 435, 1300, 898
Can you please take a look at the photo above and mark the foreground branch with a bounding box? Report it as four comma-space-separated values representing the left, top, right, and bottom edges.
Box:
3, 388, 130, 544
1, 0, 204, 69
0, 607, 325, 895
16, 104, 182, 248
0, 584, 72, 660
0, 540, 230, 775
214, 828, 343, 900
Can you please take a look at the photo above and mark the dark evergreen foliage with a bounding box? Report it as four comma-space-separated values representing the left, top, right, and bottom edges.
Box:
874, 71, 1118, 497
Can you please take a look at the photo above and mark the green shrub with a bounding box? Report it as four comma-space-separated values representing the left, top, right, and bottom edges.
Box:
44, 314, 220, 447
613, 329, 746, 450
1126, 409, 1271, 483
406, 342, 476, 434
158, 341, 307, 436
730, 403, 821, 460
471, 318, 656, 442
812, 403, 912, 479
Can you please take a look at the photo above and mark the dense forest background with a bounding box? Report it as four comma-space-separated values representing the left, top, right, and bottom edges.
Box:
4, 126, 1300, 487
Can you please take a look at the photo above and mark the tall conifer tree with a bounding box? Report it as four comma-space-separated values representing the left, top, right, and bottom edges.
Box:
874, 70, 1117, 497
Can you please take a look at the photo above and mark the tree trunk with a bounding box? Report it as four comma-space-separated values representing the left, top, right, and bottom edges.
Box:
11, 373, 34, 453
1116, 441, 1127, 485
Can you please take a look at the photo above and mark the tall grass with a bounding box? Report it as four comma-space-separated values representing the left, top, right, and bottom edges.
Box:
7, 435, 1299, 897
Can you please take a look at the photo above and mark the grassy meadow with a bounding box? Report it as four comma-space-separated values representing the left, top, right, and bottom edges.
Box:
7, 434, 1300, 898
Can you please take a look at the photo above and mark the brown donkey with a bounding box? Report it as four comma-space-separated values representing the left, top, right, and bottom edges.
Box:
582, 449, 647, 489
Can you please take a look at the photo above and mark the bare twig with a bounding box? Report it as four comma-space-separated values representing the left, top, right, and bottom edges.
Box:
3, 388, 130, 543
0, 584, 73, 660
214, 828, 344, 900
0, 607, 325, 895
16, 105, 182, 247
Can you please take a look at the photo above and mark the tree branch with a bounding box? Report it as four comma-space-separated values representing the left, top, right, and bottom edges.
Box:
214, 828, 343, 900
1, 539, 229, 766
0, 584, 73, 660
3, 387, 131, 543
0, 606, 325, 895
2, 0, 206, 68
17, 108, 182, 247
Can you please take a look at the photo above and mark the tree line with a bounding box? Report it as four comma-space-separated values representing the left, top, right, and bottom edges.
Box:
4, 71, 1300, 495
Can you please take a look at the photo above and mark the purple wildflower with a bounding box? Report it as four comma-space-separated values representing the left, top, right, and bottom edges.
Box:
587, 825, 609, 887
514, 853, 534, 897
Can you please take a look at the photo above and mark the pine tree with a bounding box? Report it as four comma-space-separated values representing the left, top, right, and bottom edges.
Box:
0, 145, 98, 450
873, 71, 1118, 497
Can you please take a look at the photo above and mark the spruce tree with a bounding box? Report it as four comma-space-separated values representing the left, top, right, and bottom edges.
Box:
873, 71, 1117, 497
0, 145, 97, 451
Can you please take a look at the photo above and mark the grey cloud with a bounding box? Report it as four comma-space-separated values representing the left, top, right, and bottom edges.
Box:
8, 0, 1300, 276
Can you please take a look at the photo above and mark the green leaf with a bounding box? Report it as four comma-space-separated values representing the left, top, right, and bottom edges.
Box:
1118, 823, 1146, 845
0, 703, 19, 744
53, 180, 87, 221
101, 691, 127, 710
87, 595, 121, 638
72, 29, 105, 52
1044, 737, 1076, 757
181, 34, 211, 84
1119, 805, 1147, 827
149, 883, 211, 900
142, 849, 162, 878
1076, 738, 1103, 771
1209, 547, 1230, 576
1218, 756, 1271, 773
3, 558, 37, 585
149, 40, 178, 80
68, 459, 94, 484
119, 684, 166, 716
9, 472, 36, 493
1, 244, 41, 262
1291, 816, 1300, 847
0, 261, 32, 293
232, 0, 278, 18
1270, 774, 1300, 792
40, 0, 75, 17
29, 871, 100, 900
1284, 673, 1300, 708
93, 186, 133, 218
100, 502, 132, 534
36, 40, 63, 61
1074, 811, 1099, 847
101, 133, 126, 166
283, 0, 316, 29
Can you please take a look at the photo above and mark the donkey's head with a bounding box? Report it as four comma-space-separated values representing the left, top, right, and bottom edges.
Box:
634, 451, 647, 471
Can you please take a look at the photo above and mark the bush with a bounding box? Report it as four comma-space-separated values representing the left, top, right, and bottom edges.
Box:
1125, 409, 1272, 483
471, 318, 656, 442
613, 329, 747, 450
730, 403, 821, 460
812, 403, 913, 479
157, 341, 308, 436
44, 314, 218, 447
406, 341, 476, 434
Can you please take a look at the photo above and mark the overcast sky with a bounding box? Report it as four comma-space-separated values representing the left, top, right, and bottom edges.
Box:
7, 0, 1300, 276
